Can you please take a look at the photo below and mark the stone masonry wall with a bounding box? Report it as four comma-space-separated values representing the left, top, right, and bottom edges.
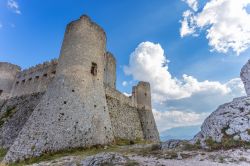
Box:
0, 63, 21, 100
0, 93, 44, 149
134, 82, 160, 143
104, 52, 116, 89
105, 87, 144, 140
11, 59, 57, 97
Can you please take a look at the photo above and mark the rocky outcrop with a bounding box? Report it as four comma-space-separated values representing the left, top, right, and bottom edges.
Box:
193, 59, 250, 147
193, 96, 250, 147
241, 59, 250, 96
161, 140, 186, 149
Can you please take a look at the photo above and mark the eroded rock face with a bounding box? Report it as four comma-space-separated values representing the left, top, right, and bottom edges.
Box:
241, 59, 250, 96
192, 96, 250, 147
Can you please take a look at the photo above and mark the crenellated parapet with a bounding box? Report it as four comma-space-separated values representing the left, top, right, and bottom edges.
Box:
11, 59, 58, 97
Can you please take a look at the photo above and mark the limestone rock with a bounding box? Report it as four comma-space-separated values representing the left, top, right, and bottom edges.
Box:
192, 96, 250, 147
241, 59, 250, 96
80, 152, 131, 166
161, 139, 185, 149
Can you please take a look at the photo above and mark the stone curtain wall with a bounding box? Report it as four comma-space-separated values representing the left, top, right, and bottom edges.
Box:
0, 93, 44, 149
105, 87, 144, 140
11, 60, 58, 97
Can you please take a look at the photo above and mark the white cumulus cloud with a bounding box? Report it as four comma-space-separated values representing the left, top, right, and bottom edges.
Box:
124, 41, 245, 131
181, 0, 250, 55
153, 109, 208, 132
7, 0, 21, 14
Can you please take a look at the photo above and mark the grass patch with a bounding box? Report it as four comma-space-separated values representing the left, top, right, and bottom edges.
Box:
205, 136, 250, 151
0, 148, 8, 161
247, 129, 250, 135
0, 106, 17, 128
182, 140, 201, 151
125, 160, 139, 166
115, 138, 148, 146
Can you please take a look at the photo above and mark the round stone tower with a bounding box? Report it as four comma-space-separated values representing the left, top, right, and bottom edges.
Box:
133, 81, 160, 143
4, 15, 114, 163
0, 62, 20, 99
104, 52, 116, 89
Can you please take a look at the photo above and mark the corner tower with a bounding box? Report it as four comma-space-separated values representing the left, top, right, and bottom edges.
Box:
4, 15, 114, 163
133, 81, 160, 143
104, 52, 116, 89
0, 62, 20, 100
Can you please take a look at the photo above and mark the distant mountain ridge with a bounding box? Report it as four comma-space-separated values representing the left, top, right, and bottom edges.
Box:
160, 125, 201, 141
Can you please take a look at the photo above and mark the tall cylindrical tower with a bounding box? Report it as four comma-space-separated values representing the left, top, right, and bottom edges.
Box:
4, 15, 114, 163
0, 62, 20, 99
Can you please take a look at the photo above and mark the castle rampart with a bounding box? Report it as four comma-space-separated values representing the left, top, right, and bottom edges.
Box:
10, 59, 58, 97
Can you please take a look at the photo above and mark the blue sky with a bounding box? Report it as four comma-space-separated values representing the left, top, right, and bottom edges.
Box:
1, 0, 250, 139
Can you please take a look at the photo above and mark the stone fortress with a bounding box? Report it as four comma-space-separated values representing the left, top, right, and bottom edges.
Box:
0, 15, 159, 163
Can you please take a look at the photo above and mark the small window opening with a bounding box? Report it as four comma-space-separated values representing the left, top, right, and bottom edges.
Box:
35, 76, 39, 79
52, 71, 56, 74
16, 81, 19, 85
0, 90, 3, 96
144, 93, 147, 97
22, 79, 25, 83
43, 73, 48, 77
29, 78, 32, 81
91, 62, 97, 76
64, 101, 67, 104
72, 89, 75, 92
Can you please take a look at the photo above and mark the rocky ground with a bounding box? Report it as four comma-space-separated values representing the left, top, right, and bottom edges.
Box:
1, 143, 250, 166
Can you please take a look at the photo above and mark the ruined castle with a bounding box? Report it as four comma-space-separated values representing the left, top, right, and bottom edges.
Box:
0, 15, 159, 163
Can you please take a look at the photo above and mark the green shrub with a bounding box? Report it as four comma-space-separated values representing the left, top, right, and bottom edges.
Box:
205, 137, 221, 151
182, 140, 201, 151
0, 148, 8, 161
247, 129, 250, 135
0, 106, 17, 127
205, 135, 249, 151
